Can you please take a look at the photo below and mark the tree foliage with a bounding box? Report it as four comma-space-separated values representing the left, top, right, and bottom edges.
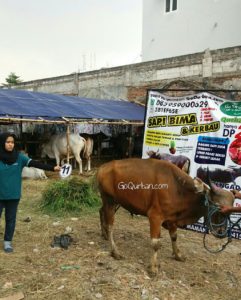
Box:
4, 72, 22, 86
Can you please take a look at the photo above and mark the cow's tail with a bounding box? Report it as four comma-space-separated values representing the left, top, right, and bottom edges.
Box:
91, 169, 101, 197
82, 136, 94, 159
80, 137, 87, 158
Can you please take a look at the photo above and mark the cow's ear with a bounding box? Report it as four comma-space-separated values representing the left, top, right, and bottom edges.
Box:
209, 182, 220, 193
206, 168, 220, 193
193, 177, 210, 193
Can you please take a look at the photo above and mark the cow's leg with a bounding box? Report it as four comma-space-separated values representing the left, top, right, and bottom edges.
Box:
99, 205, 108, 240
87, 157, 91, 171
148, 213, 162, 276
168, 223, 185, 262
54, 152, 61, 167
109, 222, 122, 259
73, 152, 82, 174
99, 195, 122, 259
84, 156, 91, 171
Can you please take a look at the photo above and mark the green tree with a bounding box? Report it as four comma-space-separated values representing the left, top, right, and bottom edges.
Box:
4, 72, 22, 86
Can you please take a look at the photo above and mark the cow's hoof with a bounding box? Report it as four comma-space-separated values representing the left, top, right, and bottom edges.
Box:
174, 254, 186, 262
148, 267, 158, 277
148, 270, 157, 277
101, 232, 109, 240
111, 251, 123, 260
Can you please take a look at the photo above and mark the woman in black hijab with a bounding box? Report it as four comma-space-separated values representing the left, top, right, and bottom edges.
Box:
0, 132, 18, 164
0, 132, 60, 253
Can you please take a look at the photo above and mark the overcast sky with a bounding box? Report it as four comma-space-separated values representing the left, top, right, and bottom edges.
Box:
0, 0, 142, 84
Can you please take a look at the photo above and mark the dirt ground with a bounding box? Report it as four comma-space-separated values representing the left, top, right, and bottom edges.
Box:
0, 171, 241, 300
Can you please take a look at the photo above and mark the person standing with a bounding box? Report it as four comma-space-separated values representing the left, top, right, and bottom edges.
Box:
0, 132, 61, 253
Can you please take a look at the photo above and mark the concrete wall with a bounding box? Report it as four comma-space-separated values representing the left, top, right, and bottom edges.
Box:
15, 46, 241, 102
142, 0, 241, 61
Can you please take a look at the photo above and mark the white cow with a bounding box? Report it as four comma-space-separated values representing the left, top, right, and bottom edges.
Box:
41, 133, 86, 174
82, 135, 94, 171
61, 136, 93, 171
22, 167, 48, 179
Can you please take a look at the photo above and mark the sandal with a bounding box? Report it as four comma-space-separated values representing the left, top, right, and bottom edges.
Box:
4, 241, 13, 253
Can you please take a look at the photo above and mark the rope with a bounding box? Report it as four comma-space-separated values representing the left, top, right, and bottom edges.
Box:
206, 204, 229, 239
203, 195, 232, 253
203, 176, 241, 253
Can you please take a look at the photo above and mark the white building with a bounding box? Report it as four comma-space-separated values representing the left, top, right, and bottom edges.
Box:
142, 0, 241, 61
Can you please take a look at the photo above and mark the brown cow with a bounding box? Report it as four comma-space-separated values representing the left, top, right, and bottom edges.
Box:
97, 158, 235, 275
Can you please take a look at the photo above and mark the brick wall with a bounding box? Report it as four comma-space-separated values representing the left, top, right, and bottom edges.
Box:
14, 46, 241, 102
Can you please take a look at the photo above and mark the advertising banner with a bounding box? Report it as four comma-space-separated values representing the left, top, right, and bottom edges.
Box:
142, 90, 241, 239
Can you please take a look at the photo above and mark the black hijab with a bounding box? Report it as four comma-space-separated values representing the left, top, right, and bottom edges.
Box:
0, 133, 19, 165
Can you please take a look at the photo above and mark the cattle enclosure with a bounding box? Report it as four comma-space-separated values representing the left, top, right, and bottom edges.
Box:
0, 123, 144, 168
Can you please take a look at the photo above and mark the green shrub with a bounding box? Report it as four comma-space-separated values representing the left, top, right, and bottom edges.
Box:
40, 177, 100, 216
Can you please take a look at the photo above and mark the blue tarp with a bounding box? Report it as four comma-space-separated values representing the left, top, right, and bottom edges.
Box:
0, 89, 145, 122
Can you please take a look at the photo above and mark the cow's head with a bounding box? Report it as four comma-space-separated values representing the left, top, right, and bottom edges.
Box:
195, 176, 235, 239
194, 168, 235, 207
205, 169, 235, 207
40, 142, 52, 159
208, 183, 235, 239
208, 181, 235, 207
146, 150, 156, 158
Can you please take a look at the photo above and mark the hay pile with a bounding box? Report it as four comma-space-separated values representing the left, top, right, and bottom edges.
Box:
41, 176, 99, 215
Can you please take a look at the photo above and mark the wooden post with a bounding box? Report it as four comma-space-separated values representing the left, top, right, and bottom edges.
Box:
97, 134, 101, 159
19, 116, 24, 151
128, 125, 132, 158
66, 124, 70, 164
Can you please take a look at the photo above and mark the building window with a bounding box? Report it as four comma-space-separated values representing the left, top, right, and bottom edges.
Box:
172, 0, 177, 11
166, 0, 177, 13
166, 0, 170, 12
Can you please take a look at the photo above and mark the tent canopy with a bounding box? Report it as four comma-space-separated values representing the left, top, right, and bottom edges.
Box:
0, 89, 145, 124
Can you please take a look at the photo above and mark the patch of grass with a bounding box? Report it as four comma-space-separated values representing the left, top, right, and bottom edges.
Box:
40, 176, 100, 216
